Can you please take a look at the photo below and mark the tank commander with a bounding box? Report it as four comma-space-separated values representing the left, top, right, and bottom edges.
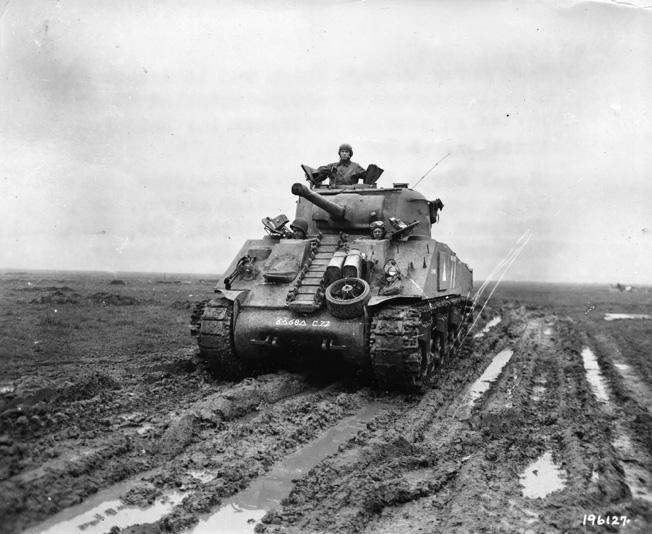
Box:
316, 143, 366, 187
289, 218, 309, 239
369, 220, 386, 240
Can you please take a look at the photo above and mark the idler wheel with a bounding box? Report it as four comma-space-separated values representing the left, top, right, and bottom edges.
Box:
325, 277, 371, 319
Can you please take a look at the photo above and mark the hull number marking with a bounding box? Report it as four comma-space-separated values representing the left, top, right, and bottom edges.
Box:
275, 318, 330, 328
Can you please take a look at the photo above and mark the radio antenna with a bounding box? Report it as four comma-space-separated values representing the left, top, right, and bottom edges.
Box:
412, 152, 451, 189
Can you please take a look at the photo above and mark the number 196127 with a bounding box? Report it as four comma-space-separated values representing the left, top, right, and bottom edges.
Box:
582, 515, 630, 526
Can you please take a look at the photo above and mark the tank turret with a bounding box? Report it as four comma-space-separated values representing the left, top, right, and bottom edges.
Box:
292, 182, 436, 237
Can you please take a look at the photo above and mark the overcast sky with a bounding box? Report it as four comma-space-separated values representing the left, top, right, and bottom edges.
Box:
1, 0, 651, 283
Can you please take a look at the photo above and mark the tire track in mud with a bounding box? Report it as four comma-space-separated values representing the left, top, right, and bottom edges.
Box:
10, 303, 652, 533
408, 313, 647, 533
362, 311, 544, 534
3, 305, 500, 534
577, 323, 652, 521
248, 307, 516, 533
133, 387, 367, 532
585, 327, 652, 438
6, 369, 315, 534
1, 350, 205, 471
253, 308, 651, 534
20, 370, 392, 534
434, 315, 624, 532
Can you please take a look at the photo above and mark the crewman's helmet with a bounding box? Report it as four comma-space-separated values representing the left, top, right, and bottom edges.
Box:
370, 220, 385, 239
290, 218, 309, 235
338, 143, 353, 156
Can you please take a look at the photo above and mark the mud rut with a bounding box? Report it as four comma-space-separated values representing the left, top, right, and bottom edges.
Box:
2, 306, 651, 533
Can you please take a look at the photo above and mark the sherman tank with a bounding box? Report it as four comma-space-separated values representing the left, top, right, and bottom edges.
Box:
191, 164, 473, 391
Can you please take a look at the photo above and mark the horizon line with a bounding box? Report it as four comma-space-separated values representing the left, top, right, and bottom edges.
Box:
1, 268, 649, 287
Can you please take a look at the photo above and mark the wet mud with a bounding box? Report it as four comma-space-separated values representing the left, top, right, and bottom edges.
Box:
1, 275, 651, 533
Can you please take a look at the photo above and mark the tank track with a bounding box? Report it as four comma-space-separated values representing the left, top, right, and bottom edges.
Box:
370, 298, 466, 391
190, 299, 209, 336
197, 297, 245, 379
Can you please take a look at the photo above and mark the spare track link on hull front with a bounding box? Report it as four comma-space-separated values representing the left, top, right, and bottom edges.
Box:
198, 298, 244, 379
370, 300, 458, 391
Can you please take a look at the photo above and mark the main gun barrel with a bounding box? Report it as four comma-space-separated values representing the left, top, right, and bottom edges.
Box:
291, 183, 347, 220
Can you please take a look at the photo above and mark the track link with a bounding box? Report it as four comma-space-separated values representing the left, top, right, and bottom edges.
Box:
370, 298, 468, 391
370, 303, 432, 391
197, 297, 246, 379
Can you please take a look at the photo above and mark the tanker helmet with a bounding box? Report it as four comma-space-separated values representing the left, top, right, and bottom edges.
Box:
370, 220, 386, 239
290, 217, 309, 235
338, 143, 353, 156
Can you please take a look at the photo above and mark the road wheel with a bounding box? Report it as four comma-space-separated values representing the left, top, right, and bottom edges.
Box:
416, 328, 436, 390
430, 330, 444, 371
325, 277, 371, 319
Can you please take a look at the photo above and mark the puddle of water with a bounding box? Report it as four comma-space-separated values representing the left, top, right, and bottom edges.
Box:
191, 504, 266, 534
23, 468, 178, 534
26, 490, 183, 534
465, 349, 514, 406
473, 315, 502, 338
581, 347, 610, 403
190, 403, 390, 534
604, 313, 652, 322
520, 451, 566, 499
484, 316, 502, 331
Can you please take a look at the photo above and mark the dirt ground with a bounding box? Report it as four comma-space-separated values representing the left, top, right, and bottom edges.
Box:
1, 273, 651, 533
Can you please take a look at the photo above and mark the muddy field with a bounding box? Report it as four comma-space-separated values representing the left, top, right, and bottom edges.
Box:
1, 273, 651, 534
